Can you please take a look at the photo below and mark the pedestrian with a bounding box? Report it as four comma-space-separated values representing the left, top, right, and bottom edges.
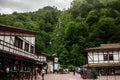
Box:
5, 66, 10, 80
80, 69, 83, 78
78, 67, 81, 75
41, 68, 45, 80
6, 66, 10, 73
35, 66, 39, 79
73, 68, 75, 76
86, 69, 91, 79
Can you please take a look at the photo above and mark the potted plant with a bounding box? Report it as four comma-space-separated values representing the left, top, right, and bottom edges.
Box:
90, 68, 98, 79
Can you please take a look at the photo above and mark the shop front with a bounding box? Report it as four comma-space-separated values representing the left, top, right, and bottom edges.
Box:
0, 51, 36, 80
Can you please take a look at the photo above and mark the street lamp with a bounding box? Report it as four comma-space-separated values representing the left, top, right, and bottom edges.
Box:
53, 53, 59, 73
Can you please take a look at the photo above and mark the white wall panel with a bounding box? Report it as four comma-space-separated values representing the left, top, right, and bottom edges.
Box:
89, 61, 93, 63
10, 36, 15, 45
114, 60, 119, 63
113, 51, 118, 55
88, 52, 93, 63
114, 54, 118, 60
23, 37, 35, 45
88, 57, 92, 62
94, 54, 98, 61
94, 54, 98, 63
113, 51, 119, 62
4, 46, 9, 52
99, 61, 104, 63
0, 45, 2, 49
109, 61, 114, 63
105, 61, 108, 63
5, 36, 10, 43
0, 36, 4, 40
99, 54, 103, 61
94, 61, 98, 63
87, 49, 120, 65
119, 51, 120, 62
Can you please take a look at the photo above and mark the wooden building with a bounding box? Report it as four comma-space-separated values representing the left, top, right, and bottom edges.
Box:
86, 43, 120, 75
0, 24, 37, 79
35, 50, 53, 73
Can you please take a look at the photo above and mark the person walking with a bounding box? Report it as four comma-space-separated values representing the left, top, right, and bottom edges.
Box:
73, 68, 76, 76
41, 68, 45, 80
6, 66, 10, 80
35, 66, 39, 79
80, 69, 83, 78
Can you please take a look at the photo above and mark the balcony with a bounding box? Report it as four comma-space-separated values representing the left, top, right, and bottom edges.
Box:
0, 39, 37, 60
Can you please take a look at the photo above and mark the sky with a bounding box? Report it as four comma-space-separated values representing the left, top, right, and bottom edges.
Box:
0, 0, 73, 14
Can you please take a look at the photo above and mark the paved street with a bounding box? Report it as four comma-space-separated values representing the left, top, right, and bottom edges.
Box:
98, 75, 120, 80
35, 72, 82, 80
34, 72, 120, 80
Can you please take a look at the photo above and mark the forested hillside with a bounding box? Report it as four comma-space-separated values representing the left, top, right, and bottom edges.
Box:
0, 0, 120, 68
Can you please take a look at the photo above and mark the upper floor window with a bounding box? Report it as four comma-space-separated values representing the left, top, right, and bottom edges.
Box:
30, 46, 34, 53
109, 54, 113, 60
104, 53, 113, 61
14, 36, 23, 49
25, 42, 29, 52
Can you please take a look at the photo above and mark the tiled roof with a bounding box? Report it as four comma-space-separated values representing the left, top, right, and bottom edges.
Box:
0, 24, 36, 35
86, 43, 120, 51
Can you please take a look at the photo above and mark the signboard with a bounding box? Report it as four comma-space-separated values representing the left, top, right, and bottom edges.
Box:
54, 63, 59, 70
54, 57, 58, 62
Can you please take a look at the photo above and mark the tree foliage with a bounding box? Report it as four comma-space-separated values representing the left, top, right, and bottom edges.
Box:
0, 0, 120, 67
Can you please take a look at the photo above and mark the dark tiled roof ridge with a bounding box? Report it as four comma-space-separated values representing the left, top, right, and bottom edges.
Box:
0, 24, 36, 34
86, 43, 120, 51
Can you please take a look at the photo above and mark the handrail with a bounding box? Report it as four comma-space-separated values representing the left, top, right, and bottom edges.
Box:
0, 39, 38, 61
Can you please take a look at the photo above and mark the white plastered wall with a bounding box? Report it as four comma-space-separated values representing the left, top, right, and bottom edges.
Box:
98, 51, 104, 63
88, 50, 120, 64
113, 51, 119, 63
93, 52, 98, 63
23, 37, 35, 45
0, 36, 15, 44
88, 52, 93, 63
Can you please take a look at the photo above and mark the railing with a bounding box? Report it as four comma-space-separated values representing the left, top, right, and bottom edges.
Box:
0, 39, 38, 60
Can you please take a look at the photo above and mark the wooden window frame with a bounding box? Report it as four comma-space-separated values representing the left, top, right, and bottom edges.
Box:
109, 54, 113, 61
30, 46, 34, 53
25, 42, 29, 52
103, 52, 113, 61
104, 54, 108, 61
14, 36, 23, 49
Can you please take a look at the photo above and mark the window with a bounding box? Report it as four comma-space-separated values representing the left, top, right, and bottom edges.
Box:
109, 54, 113, 60
104, 54, 108, 61
25, 42, 29, 52
103, 53, 113, 61
30, 46, 34, 53
14, 36, 23, 49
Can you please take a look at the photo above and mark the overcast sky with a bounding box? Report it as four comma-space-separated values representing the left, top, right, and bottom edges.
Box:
0, 0, 73, 14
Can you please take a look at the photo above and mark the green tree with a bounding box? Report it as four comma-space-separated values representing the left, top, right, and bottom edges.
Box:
70, 0, 92, 18
107, 0, 120, 12
97, 17, 117, 43
13, 21, 24, 28
70, 44, 85, 66
0, 0, 120, 68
